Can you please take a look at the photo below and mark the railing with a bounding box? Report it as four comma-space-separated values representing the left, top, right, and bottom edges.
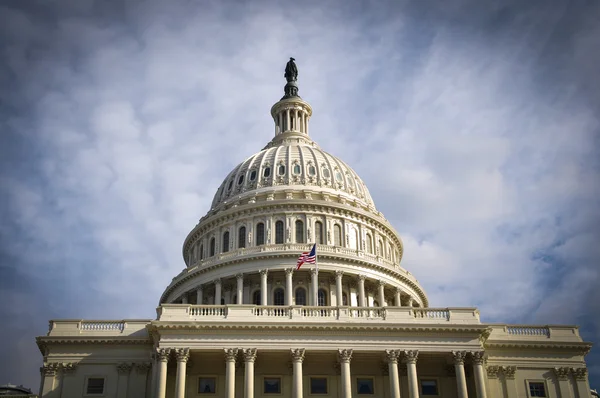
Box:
506, 326, 550, 337
412, 309, 450, 321
253, 306, 291, 317
80, 321, 125, 332
189, 306, 227, 317
349, 307, 385, 319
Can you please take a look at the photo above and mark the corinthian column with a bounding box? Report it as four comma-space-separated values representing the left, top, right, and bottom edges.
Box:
471, 351, 487, 398
224, 348, 238, 398
452, 351, 468, 398
291, 349, 305, 398
395, 288, 402, 306
404, 350, 419, 398
310, 268, 319, 305
243, 349, 257, 398
338, 349, 353, 398
335, 270, 344, 306
174, 348, 189, 398
259, 270, 268, 305
378, 280, 386, 307
156, 349, 170, 398
285, 268, 294, 305
214, 279, 222, 305
358, 275, 366, 307
236, 274, 244, 304
385, 350, 401, 398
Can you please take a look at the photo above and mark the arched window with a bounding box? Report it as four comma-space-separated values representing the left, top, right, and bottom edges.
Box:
293, 164, 301, 175
278, 164, 286, 176
308, 165, 316, 176
295, 288, 307, 306
273, 288, 285, 306
315, 221, 323, 244
318, 289, 328, 306
275, 220, 284, 244
209, 238, 215, 257
253, 290, 261, 305
238, 226, 246, 249
222, 231, 230, 253
263, 167, 271, 178
256, 223, 265, 246
199, 244, 204, 260
378, 239, 384, 256
250, 170, 257, 181
366, 234, 373, 254
295, 220, 304, 243
334, 224, 342, 246
342, 292, 348, 306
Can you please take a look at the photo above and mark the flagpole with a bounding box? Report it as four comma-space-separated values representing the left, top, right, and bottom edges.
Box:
315, 243, 318, 273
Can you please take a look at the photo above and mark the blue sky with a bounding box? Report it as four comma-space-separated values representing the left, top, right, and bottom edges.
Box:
1, 0, 599, 391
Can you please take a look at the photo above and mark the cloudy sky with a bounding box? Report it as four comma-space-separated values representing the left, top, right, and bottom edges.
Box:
1, 0, 599, 391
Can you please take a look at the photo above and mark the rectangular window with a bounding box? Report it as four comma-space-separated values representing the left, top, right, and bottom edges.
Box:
420, 379, 438, 395
356, 378, 374, 395
198, 377, 216, 394
310, 377, 328, 394
529, 382, 547, 397
85, 377, 105, 395
264, 377, 281, 394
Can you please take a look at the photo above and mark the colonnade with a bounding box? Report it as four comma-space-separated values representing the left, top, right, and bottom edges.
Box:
152, 348, 488, 398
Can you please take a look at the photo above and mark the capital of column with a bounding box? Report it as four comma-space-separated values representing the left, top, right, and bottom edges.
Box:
285, 267, 294, 275
358, 274, 367, 281
236, 273, 244, 281
378, 280, 386, 287
157, 348, 171, 363
395, 287, 403, 294
470, 351, 486, 365
117, 362, 133, 375
338, 349, 353, 363
135, 362, 152, 374
40, 363, 60, 376
571, 367, 588, 381
385, 349, 401, 364
403, 350, 419, 364
242, 348, 257, 363
290, 348, 305, 362
452, 350, 467, 365
335, 270, 344, 278
224, 348, 239, 362
486, 365, 500, 379
501, 365, 516, 379
175, 348, 190, 363
214, 278, 222, 286
61, 362, 78, 374
310, 268, 318, 276
259, 269, 269, 277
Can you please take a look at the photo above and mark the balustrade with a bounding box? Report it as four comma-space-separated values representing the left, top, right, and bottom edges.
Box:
412, 308, 450, 320
506, 326, 550, 337
80, 321, 125, 331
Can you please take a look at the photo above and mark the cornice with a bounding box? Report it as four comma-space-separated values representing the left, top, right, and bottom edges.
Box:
485, 341, 593, 355
36, 336, 152, 355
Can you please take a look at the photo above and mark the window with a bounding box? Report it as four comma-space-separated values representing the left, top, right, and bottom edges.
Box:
293, 164, 301, 174
263, 167, 271, 178
275, 221, 284, 244
318, 289, 328, 306
278, 164, 286, 176
222, 231, 230, 253
273, 288, 284, 306
342, 292, 348, 306
334, 224, 342, 246
310, 377, 328, 394
366, 234, 373, 254
198, 377, 216, 394
253, 290, 261, 305
322, 168, 330, 178
85, 377, 105, 395
264, 377, 281, 394
378, 239, 384, 256
335, 170, 343, 183
250, 170, 257, 181
295, 287, 307, 306
256, 223, 265, 246
237, 174, 244, 185
227, 179, 234, 191
356, 378, 374, 395
420, 380, 438, 395
199, 244, 204, 260
209, 238, 215, 257
529, 382, 547, 397
238, 226, 246, 248
308, 165, 316, 176
295, 220, 304, 243
315, 221, 323, 244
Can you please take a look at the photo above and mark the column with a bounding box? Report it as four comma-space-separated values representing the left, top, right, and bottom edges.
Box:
310, 268, 319, 305
286, 109, 290, 131
385, 350, 401, 398
260, 270, 268, 305
156, 348, 170, 398
395, 288, 402, 306
196, 286, 203, 305
291, 349, 305, 398
150, 353, 158, 398
572, 367, 592, 398
224, 348, 238, 398
358, 275, 366, 307
404, 350, 419, 398
285, 268, 294, 305
335, 270, 344, 306
236, 274, 244, 304
116, 363, 132, 398
181, 294, 188, 304
133, 362, 152, 398
486, 366, 501, 397
554, 367, 573, 398
174, 348, 189, 398
378, 280, 386, 306
407, 297, 414, 307
243, 348, 257, 398
471, 351, 487, 398
214, 279, 222, 305
452, 351, 468, 398
501, 366, 517, 397
338, 349, 353, 398
294, 109, 299, 131
40, 363, 60, 397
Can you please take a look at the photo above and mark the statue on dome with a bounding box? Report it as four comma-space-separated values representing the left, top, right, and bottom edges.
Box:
285, 57, 298, 82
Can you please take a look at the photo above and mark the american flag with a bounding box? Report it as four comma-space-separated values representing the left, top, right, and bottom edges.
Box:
296, 244, 317, 270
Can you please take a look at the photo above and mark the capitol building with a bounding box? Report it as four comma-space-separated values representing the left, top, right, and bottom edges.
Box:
37, 59, 593, 398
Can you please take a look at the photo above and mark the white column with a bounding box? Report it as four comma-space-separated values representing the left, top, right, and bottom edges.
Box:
452, 351, 468, 398
294, 109, 299, 131
572, 368, 592, 398
224, 348, 238, 398
174, 348, 189, 398
378, 280, 386, 306
291, 349, 305, 398
335, 270, 344, 306
407, 296, 414, 307
196, 286, 203, 304
310, 268, 319, 305
385, 350, 401, 398
116, 363, 132, 398
214, 279, 222, 305
236, 274, 244, 304
156, 349, 170, 398
358, 275, 366, 307
395, 288, 402, 306
40, 363, 60, 398
285, 268, 294, 305
501, 366, 518, 397
471, 351, 487, 398
554, 367, 571, 398
243, 349, 257, 398
286, 109, 290, 132
181, 294, 188, 304
404, 350, 419, 398
338, 349, 353, 398
260, 269, 268, 305
150, 353, 158, 398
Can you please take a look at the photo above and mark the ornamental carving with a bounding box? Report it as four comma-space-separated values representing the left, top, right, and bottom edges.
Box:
335, 270, 344, 278
403, 350, 419, 364
242, 348, 257, 363
135, 362, 152, 373
452, 351, 467, 365
338, 349, 353, 363
259, 269, 269, 277
470, 351, 486, 364
502, 366, 516, 379
385, 349, 401, 364
236, 273, 244, 281
117, 363, 133, 375
40, 363, 60, 376
553, 367, 570, 380
486, 365, 500, 378
61, 362, 77, 374
224, 348, 238, 362
175, 348, 190, 363
157, 348, 171, 362
310, 268, 318, 276
290, 348, 305, 362
571, 367, 587, 381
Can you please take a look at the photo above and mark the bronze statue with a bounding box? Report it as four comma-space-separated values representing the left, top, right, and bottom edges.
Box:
284, 57, 298, 82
